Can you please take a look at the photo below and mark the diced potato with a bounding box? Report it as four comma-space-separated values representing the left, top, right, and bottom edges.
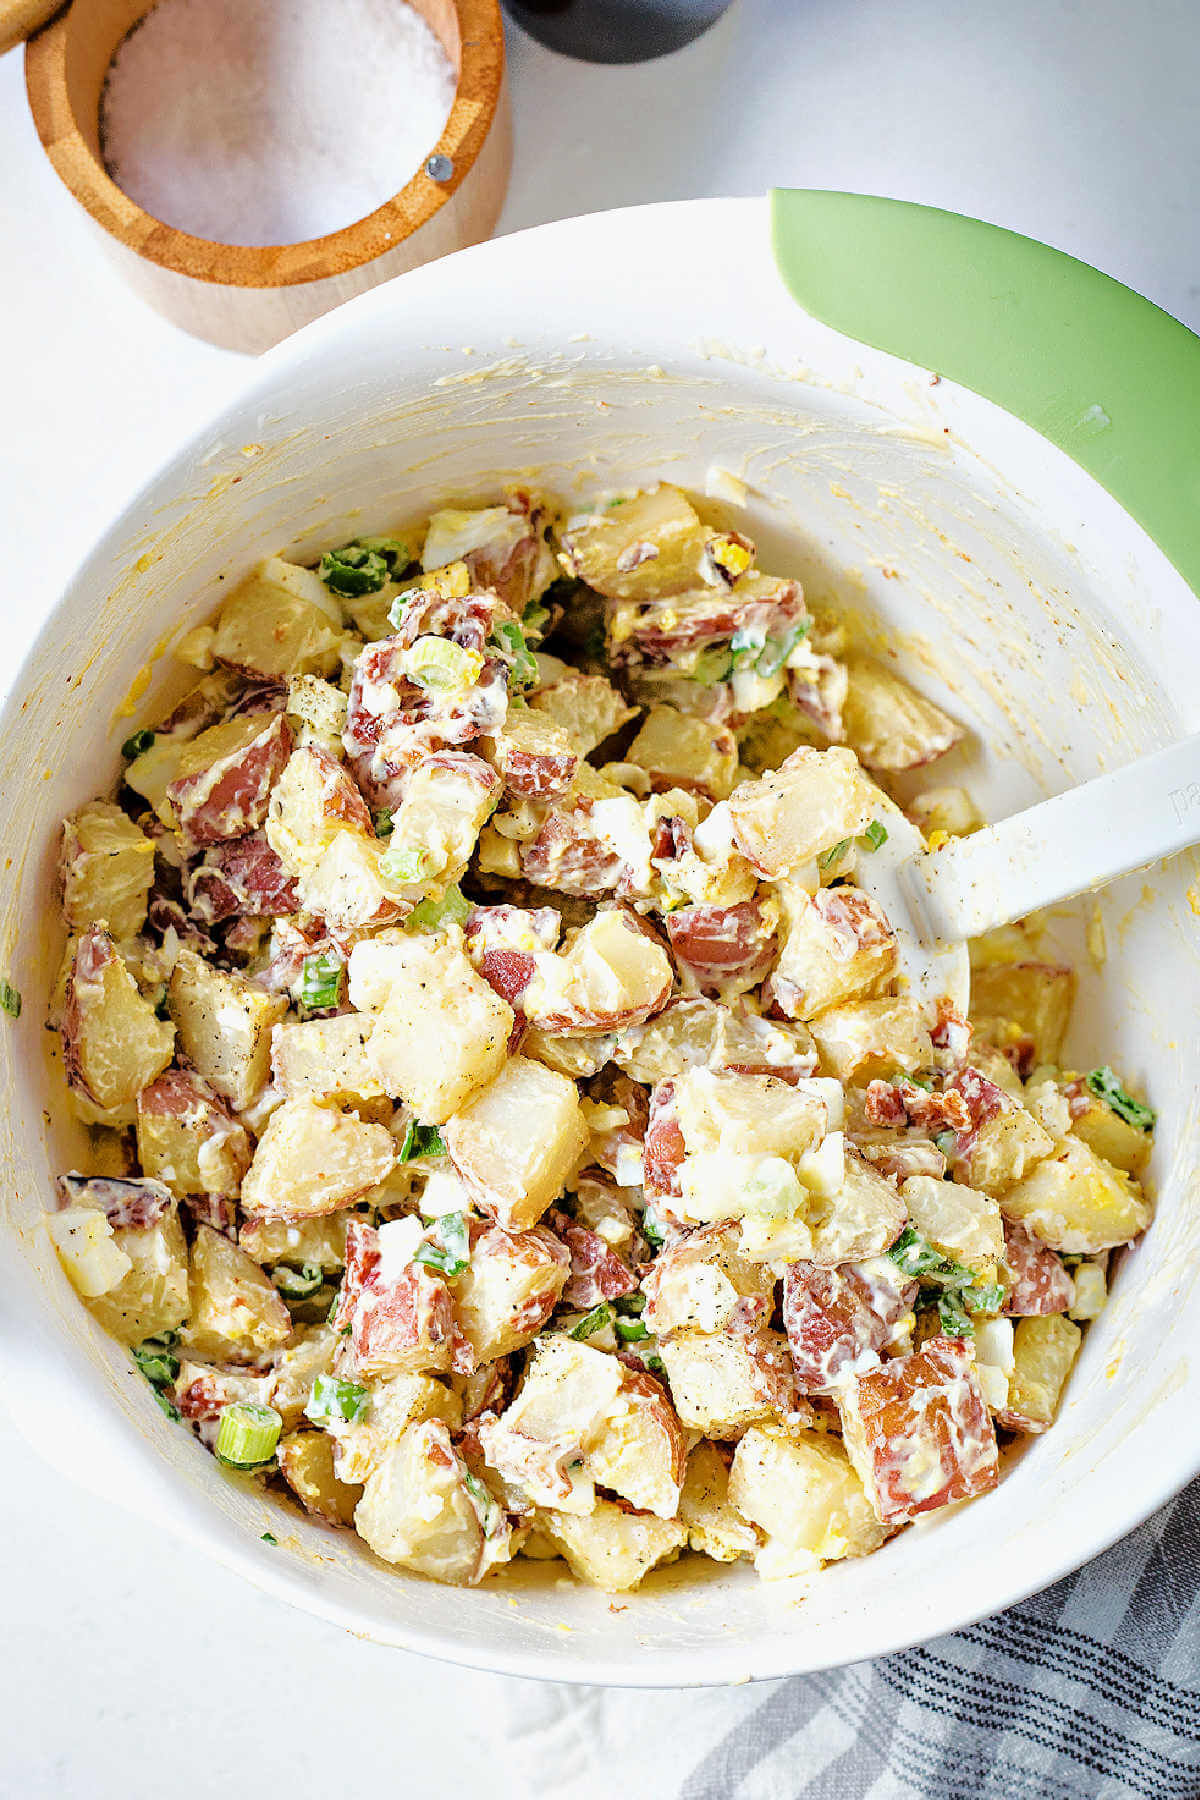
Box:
328, 1371, 462, 1484
286, 674, 348, 754
60, 802, 155, 940
278, 1431, 362, 1526
443, 1057, 587, 1231
1068, 1084, 1154, 1175
489, 713, 579, 800
269, 1324, 338, 1429
451, 1223, 570, 1363
307, 832, 413, 934
767, 883, 897, 1021
335, 1219, 458, 1380
642, 1220, 775, 1337
561, 485, 713, 601
582, 1368, 687, 1520
673, 1067, 830, 1159
353, 932, 513, 1123
1068, 1260, 1107, 1321
47, 1207, 132, 1298
809, 997, 931, 1085
240, 1098, 396, 1219
166, 711, 293, 852
839, 1335, 999, 1525
840, 658, 963, 771
729, 1425, 887, 1578
627, 704, 737, 801
665, 898, 778, 998
1000, 1218, 1074, 1316
521, 1025, 617, 1079
613, 996, 813, 1086
678, 1443, 760, 1562
537, 1501, 686, 1593
172, 1360, 275, 1422
167, 949, 287, 1112
1000, 1136, 1152, 1253
212, 557, 344, 680
355, 1420, 508, 1584
62, 928, 175, 1116
970, 963, 1075, 1069
657, 1327, 796, 1437
727, 746, 880, 878
521, 908, 673, 1037
186, 1222, 293, 1361
530, 670, 638, 755
136, 1068, 252, 1198
241, 1212, 347, 1272
52, 1182, 190, 1344
943, 1067, 1056, 1196
997, 1314, 1081, 1434
908, 786, 983, 839
271, 1015, 385, 1105
266, 743, 374, 879
901, 1174, 1004, 1277
387, 751, 499, 880
807, 1149, 908, 1266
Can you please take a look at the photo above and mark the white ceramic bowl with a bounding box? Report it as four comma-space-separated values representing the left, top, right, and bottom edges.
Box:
3, 197, 1198, 1686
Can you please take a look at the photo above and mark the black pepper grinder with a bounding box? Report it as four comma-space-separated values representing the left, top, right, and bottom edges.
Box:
502, 0, 735, 63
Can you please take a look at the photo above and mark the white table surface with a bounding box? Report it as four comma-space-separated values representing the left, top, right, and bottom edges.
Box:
2, 2, 1197, 1792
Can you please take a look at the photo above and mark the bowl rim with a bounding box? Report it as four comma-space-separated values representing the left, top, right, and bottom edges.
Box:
6, 194, 1199, 1683
23, 0, 505, 288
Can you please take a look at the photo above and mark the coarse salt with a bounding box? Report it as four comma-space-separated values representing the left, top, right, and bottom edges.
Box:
100, 0, 457, 247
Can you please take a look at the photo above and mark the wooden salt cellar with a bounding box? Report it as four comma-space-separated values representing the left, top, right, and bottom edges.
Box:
18, 0, 511, 353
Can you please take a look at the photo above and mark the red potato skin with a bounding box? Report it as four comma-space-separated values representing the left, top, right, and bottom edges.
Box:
181, 1194, 239, 1238
493, 736, 579, 801
783, 1261, 917, 1394
344, 631, 509, 809
643, 1082, 686, 1203
1002, 1219, 1074, 1316
466, 1223, 571, 1352
390, 589, 511, 654
55, 1172, 173, 1229
524, 913, 673, 1037
940, 1066, 1007, 1155
840, 1335, 999, 1525
464, 905, 560, 1009
334, 1220, 465, 1376
613, 579, 803, 667
138, 1065, 252, 1178
548, 1209, 637, 1309
666, 899, 777, 995
520, 807, 625, 897
167, 713, 294, 851
188, 832, 300, 923
60, 927, 119, 1107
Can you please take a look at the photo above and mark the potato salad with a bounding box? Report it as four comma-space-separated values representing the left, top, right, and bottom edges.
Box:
45, 484, 1157, 1593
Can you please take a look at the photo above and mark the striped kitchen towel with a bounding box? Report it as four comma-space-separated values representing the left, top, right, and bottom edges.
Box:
495, 1477, 1199, 1800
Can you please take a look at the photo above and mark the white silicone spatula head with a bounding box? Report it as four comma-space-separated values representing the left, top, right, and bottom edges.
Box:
854, 735, 1200, 1022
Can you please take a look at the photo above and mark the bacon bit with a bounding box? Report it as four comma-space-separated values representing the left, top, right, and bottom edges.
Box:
784, 1261, 916, 1394
864, 1079, 907, 1129
549, 1209, 637, 1308
188, 831, 299, 923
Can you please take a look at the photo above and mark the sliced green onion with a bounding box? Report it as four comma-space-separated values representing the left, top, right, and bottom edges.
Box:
614, 1316, 649, 1342
154, 1389, 182, 1421
755, 622, 810, 678
121, 727, 156, 759
319, 543, 390, 598
690, 647, 734, 685
398, 1121, 446, 1163
357, 536, 410, 571
413, 1211, 471, 1278
132, 1343, 180, 1388
272, 1261, 324, 1301
614, 1291, 646, 1317
215, 1401, 282, 1469
860, 819, 889, 852
887, 1226, 947, 1279
568, 1302, 614, 1340
1085, 1066, 1156, 1132
144, 1329, 181, 1349
305, 1373, 370, 1426
0, 980, 21, 1020
730, 625, 766, 670
296, 951, 343, 1011
819, 838, 852, 871
963, 1282, 1005, 1315
407, 637, 483, 692
261, 1531, 278, 1545
934, 1128, 958, 1157
492, 620, 540, 692
404, 883, 472, 935
936, 1290, 975, 1339
522, 602, 551, 638
374, 808, 394, 839
641, 1208, 666, 1250
379, 841, 433, 885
